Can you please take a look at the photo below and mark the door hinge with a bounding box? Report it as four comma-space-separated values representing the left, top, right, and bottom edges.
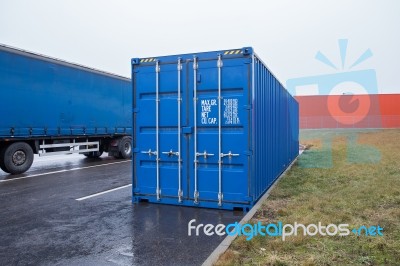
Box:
244, 58, 252, 64
244, 104, 252, 110
244, 196, 253, 202
244, 150, 253, 156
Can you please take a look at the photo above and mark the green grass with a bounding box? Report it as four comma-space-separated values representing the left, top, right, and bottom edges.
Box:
216, 129, 400, 265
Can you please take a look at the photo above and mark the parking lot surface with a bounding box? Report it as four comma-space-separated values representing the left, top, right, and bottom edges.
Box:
0, 154, 242, 266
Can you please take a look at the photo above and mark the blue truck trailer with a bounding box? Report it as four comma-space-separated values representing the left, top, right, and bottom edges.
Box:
132, 47, 299, 211
0, 44, 132, 175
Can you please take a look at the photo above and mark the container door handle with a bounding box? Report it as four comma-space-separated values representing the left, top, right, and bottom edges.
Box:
220, 151, 240, 158
196, 150, 215, 159
162, 149, 179, 157
141, 149, 158, 156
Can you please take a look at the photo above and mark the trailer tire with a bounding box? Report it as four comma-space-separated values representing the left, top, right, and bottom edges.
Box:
118, 137, 132, 159
84, 151, 104, 158
3, 142, 34, 175
0, 146, 10, 173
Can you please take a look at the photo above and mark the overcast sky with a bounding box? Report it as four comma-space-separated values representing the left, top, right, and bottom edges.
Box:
0, 0, 399, 94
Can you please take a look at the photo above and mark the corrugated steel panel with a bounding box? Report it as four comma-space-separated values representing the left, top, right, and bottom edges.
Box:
132, 47, 299, 211
0, 44, 132, 138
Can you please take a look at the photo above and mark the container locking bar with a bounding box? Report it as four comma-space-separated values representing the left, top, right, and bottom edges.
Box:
193, 56, 199, 204
155, 60, 161, 201
217, 54, 223, 207
177, 57, 183, 203
196, 151, 215, 159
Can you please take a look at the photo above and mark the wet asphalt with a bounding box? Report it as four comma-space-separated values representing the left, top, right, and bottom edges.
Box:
0, 154, 243, 266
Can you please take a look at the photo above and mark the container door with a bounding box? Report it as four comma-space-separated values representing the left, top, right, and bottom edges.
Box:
135, 59, 187, 202
189, 54, 250, 206
135, 52, 250, 208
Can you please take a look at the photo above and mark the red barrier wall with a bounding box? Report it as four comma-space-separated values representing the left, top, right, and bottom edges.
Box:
295, 94, 400, 129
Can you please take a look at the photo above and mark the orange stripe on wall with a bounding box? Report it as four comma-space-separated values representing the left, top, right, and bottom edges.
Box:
379, 94, 400, 128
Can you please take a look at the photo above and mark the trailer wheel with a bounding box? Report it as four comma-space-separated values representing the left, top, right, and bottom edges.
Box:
3, 142, 34, 175
0, 146, 10, 173
118, 137, 132, 159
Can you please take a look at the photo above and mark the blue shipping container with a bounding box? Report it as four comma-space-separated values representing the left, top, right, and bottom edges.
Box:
132, 47, 299, 211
